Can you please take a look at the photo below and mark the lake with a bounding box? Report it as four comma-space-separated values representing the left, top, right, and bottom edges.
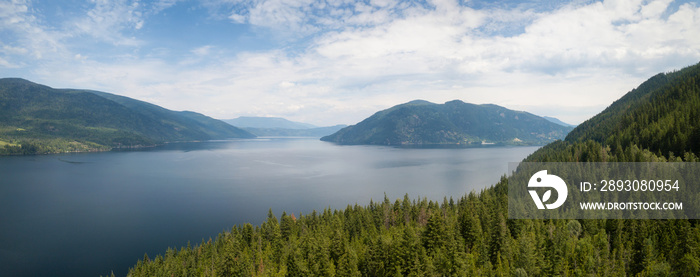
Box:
0, 138, 539, 276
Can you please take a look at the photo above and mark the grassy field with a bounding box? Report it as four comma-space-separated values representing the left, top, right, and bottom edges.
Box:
0, 139, 19, 147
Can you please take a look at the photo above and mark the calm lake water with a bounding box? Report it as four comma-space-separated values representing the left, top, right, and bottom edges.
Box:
0, 138, 539, 276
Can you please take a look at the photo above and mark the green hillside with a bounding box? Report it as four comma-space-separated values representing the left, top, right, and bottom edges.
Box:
564, 63, 700, 159
0, 78, 254, 155
127, 62, 700, 276
321, 100, 572, 146
89, 90, 254, 142
529, 62, 700, 163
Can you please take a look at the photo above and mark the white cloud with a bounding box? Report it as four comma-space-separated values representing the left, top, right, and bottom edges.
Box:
640, 0, 673, 19
191, 45, 213, 56
0, 56, 17, 68
215, 0, 700, 124
0, 0, 66, 62
151, 0, 181, 13
279, 81, 295, 88
229, 13, 246, 23
70, 0, 145, 46
0, 0, 28, 23
5, 0, 700, 126
224, 0, 321, 34
2, 45, 28, 55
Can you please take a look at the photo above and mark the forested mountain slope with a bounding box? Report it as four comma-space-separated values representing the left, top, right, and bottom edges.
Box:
89, 90, 254, 142
127, 63, 700, 276
0, 78, 254, 154
321, 100, 572, 146
532, 61, 700, 162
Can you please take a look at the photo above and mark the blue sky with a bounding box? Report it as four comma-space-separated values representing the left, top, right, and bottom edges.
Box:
1, 0, 699, 126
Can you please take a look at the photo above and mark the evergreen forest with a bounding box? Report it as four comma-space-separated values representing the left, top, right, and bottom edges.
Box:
126, 62, 700, 276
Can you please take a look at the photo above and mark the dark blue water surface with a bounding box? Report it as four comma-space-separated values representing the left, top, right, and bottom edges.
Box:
0, 138, 539, 276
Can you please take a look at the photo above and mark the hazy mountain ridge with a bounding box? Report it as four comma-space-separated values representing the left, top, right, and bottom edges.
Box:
321, 100, 572, 145
222, 116, 347, 137
243, 125, 347, 137
543, 116, 576, 127
224, 116, 317, 129
0, 78, 254, 154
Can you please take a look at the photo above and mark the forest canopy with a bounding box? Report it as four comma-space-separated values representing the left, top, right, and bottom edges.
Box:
127, 62, 700, 276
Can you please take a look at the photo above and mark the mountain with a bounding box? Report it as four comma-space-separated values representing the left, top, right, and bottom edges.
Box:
223, 116, 346, 137
525, 62, 700, 164
560, 63, 700, 158
242, 125, 347, 137
321, 100, 573, 145
87, 90, 253, 141
0, 78, 254, 154
543, 116, 576, 127
224, 116, 317, 129
128, 63, 700, 276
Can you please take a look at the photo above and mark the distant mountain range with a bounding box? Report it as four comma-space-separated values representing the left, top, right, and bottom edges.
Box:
321, 100, 573, 146
241, 125, 347, 138
543, 116, 576, 127
0, 78, 254, 154
223, 116, 317, 129
223, 116, 346, 137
